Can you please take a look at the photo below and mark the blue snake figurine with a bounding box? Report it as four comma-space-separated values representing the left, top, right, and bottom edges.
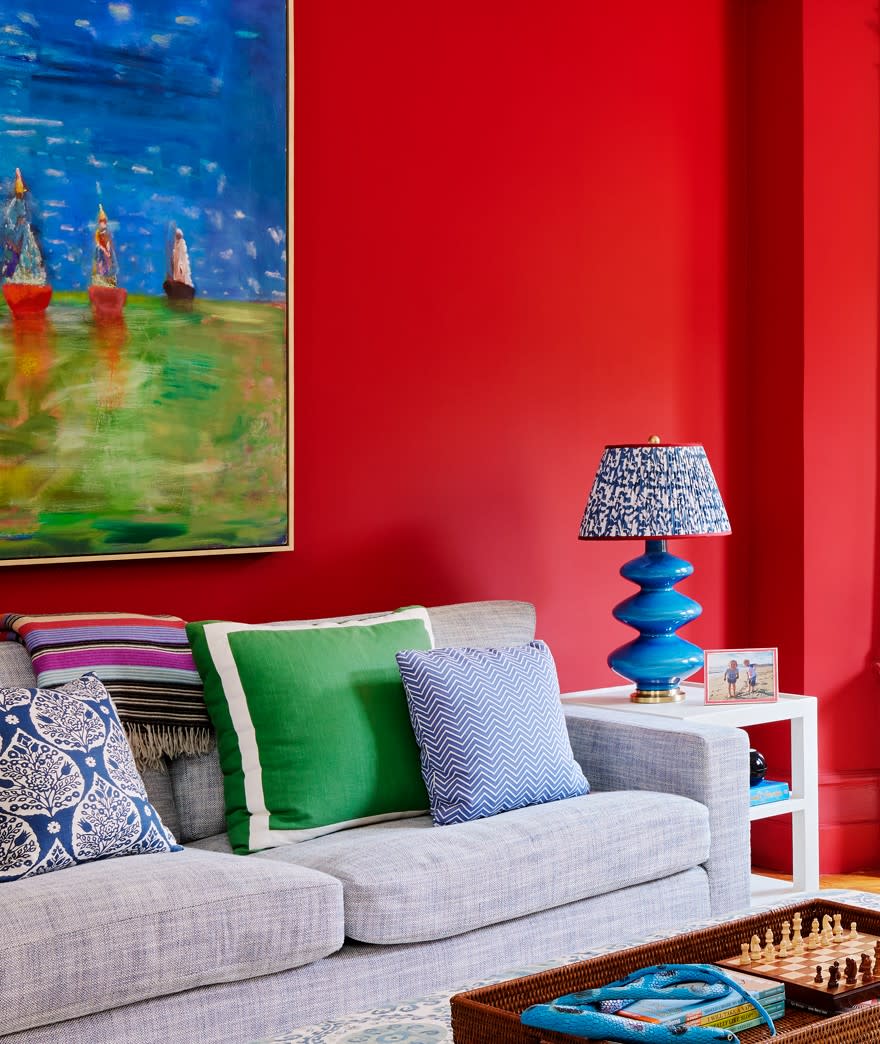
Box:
520, 963, 778, 1043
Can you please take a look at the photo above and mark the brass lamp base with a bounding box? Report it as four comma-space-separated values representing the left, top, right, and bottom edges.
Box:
630, 688, 686, 704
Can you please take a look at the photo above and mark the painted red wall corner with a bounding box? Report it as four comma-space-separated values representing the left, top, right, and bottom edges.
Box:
748, 0, 880, 876
801, 0, 880, 874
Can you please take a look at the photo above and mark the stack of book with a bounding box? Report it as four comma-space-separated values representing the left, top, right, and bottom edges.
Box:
750, 778, 791, 806
617, 966, 785, 1033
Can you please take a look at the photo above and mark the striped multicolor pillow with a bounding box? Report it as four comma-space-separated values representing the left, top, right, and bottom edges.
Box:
1, 612, 212, 768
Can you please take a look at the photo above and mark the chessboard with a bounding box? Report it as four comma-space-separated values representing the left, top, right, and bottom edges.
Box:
717, 909, 880, 1015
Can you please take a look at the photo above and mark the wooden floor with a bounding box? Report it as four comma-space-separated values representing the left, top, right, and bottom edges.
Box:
756, 869, 880, 894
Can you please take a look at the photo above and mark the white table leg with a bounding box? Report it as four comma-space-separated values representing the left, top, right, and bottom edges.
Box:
790, 705, 820, 892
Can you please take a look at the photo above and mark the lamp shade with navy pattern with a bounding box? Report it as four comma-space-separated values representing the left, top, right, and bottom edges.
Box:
579, 443, 731, 540
579, 441, 731, 702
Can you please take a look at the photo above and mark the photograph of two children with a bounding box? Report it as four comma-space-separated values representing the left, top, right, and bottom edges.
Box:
704, 648, 778, 704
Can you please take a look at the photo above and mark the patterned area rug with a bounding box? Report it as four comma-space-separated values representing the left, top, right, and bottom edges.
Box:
262, 890, 877, 1043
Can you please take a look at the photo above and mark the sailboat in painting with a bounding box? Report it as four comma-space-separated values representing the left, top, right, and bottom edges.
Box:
163, 227, 196, 300
2, 169, 52, 318
88, 202, 127, 320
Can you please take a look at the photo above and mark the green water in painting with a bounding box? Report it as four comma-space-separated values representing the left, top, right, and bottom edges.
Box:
0, 292, 289, 562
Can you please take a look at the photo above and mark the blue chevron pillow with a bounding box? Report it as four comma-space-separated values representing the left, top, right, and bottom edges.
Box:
395, 641, 589, 825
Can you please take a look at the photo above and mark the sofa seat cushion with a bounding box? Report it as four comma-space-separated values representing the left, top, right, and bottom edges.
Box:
256, 790, 710, 944
1, 846, 344, 1036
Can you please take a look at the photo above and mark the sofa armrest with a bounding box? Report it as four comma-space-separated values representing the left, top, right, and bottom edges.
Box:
564, 706, 751, 918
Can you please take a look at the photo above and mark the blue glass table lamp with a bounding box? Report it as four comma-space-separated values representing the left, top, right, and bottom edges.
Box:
579, 438, 731, 703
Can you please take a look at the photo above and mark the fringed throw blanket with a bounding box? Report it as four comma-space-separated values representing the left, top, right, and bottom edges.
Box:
1, 612, 214, 770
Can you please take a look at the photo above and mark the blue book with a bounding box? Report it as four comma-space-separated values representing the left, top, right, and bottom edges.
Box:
750, 779, 791, 805
617, 968, 784, 1026
619, 995, 785, 1028
707, 1000, 785, 1032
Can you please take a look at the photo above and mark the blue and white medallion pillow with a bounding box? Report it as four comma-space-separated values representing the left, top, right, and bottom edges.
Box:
0, 673, 181, 881
395, 640, 590, 826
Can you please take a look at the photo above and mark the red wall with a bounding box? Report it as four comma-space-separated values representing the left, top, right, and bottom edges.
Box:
736, 0, 808, 872
745, 0, 880, 875
8, 0, 879, 874
802, 0, 879, 870
0, 2, 742, 696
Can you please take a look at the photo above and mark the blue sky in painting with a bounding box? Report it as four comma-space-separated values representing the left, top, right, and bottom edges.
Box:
0, 0, 287, 299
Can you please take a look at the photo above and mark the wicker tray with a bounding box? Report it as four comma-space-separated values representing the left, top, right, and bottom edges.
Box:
451, 899, 880, 1043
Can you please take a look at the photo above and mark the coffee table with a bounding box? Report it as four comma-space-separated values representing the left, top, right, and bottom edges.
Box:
262, 888, 880, 1043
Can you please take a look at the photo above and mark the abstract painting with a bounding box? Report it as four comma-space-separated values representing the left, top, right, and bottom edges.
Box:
0, 0, 290, 564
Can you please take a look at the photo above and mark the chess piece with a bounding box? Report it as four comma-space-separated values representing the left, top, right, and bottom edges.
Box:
740, 942, 751, 966
833, 913, 844, 939
860, 953, 873, 982
828, 962, 841, 989
779, 920, 792, 956
846, 957, 858, 984
750, 934, 762, 961
822, 914, 833, 946
763, 928, 776, 960
850, 921, 859, 940
793, 912, 803, 936
792, 924, 804, 955
808, 918, 820, 950
814, 964, 823, 983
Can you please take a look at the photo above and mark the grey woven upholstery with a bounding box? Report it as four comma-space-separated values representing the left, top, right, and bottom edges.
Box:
1, 848, 343, 1036
138, 764, 182, 841
0, 599, 753, 1042
565, 707, 751, 917
168, 748, 225, 843
0, 869, 709, 1043
256, 791, 709, 943
428, 599, 536, 648
0, 641, 37, 686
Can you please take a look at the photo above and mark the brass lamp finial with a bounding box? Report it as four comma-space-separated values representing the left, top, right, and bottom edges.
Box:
647, 434, 661, 445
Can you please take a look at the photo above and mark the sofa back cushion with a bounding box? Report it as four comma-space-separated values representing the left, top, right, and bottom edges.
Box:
0, 641, 40, 688
171, 600, 537, 844
428, 600, 536, 649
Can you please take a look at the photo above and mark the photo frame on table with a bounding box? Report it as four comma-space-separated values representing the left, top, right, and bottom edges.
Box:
0, 2, 292, 566
704, 648, 779, 705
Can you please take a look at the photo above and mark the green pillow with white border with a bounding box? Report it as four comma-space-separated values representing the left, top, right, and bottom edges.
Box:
186, 607, 434, 854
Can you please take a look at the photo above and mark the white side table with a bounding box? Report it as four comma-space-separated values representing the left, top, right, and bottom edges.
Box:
561, 683, 819, 905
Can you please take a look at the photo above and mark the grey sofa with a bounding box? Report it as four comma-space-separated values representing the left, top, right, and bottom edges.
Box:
0, 600, 751, 1044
